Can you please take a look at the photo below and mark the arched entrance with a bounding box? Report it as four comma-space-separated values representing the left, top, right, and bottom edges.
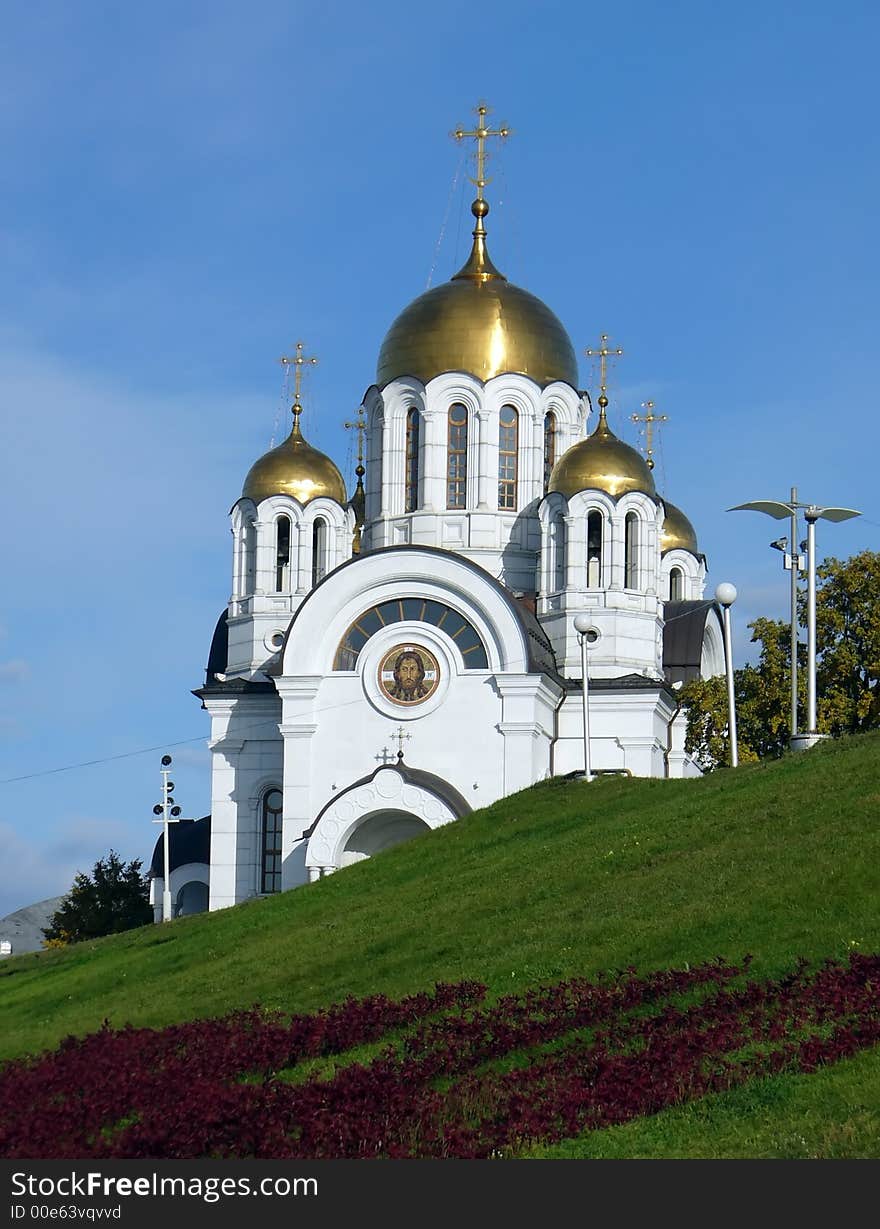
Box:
304, 764, 471, 877
339, 809, 430, 867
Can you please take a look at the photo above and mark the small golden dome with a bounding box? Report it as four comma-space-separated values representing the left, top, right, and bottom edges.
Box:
376, 200, 578, 389
661, 499, 699, 554
548, 407, 657, 499
242, 408, 347, 505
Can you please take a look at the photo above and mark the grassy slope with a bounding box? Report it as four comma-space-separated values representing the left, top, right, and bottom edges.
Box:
2, 733, 879, 1158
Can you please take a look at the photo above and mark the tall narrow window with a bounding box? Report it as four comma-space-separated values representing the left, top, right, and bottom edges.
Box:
405, 408, 420, 512
625, 512, 639, 589
543, 412, 557, 492
587, 511, 603, 587
447, 403, 468, 509
498, 405, 519, 510
312, 518, 328, 587
260, 788, 283, 894
552, 512, 566, 591
669, 567, 684, 601
275, 515, 291, 592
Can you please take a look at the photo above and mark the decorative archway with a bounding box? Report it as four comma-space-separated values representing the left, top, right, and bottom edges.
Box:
305, 765, 467, 874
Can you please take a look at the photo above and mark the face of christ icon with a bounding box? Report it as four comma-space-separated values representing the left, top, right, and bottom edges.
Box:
378, 645, 439, 706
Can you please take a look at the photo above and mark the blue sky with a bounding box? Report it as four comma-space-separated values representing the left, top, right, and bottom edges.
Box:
1, 0, 877, 917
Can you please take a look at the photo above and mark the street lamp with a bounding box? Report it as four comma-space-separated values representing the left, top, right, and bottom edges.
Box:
729, 491, 860, 750
152, 754, 182, 922
714, 583, 739, 768
573, 614, 599, 781
729, 489, 803, 742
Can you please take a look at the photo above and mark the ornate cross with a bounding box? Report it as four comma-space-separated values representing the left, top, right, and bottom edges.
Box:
344, 405, 367, 468
394, 725, 412, 762
584, 333, 624, 406
630, 400, 669, 470
452, 103, 512, 200
280, 341, 318, 424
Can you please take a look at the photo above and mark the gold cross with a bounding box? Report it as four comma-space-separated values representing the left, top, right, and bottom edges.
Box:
630, 400, 669, 470
279, 341, 318, 409
394, 725, 411, 762
584, 333, 624, 405
452, 102, 512, 200
343, 405, 367, 468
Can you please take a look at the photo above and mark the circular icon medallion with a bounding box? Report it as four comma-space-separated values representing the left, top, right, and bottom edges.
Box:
377, 644, 440, 707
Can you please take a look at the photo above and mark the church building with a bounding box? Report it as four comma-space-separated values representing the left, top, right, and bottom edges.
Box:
150, 109, 725, 919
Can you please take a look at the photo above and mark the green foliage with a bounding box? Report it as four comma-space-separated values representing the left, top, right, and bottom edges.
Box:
811, 550, 880, 736
682, 617, 805, 768
683, 550, 880, 768
42, 850, 152, 945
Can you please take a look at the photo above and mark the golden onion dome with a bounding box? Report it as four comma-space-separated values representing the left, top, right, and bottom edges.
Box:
548, 403, 657, 499
242, 407, 347, 505
660, 498, 699, 555
376, 199, 578, 389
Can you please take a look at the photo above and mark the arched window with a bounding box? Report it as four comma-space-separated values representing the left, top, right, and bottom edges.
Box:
587, 511, 603, 587
551, 512, 566, 591
543, 413, 557, 492
405, 408, 420, 513
260, 788, 283, 894
446, 403, 468, 509
498, 405, 518, 510
669, 566, 684, 601
275, 515, 291, 593
312, 518, 328, 587
243, 517, 256, 596
625, 512, 639, 589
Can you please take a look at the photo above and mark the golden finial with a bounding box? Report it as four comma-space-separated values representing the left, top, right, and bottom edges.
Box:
630, 400, 669, 470
279, 341, 319, 432
450, 103, 511, 285
584, 333, 624, 412
452, 102, 512, 204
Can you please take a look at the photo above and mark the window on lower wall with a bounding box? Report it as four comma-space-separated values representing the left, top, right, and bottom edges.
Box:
260, 788, 283, 893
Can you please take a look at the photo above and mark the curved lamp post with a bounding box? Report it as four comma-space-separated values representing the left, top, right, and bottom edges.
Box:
729, 495, 860, 750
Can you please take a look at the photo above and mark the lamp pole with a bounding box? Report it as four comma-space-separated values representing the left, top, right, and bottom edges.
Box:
729, 495, 860, 750
573, 615, 598, 781
152, 754, 182, 922
715, 583, 738, 768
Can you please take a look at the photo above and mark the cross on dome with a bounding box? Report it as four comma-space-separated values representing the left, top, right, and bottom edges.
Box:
584, 333, 624, 410
631, 400, 669, 470
452, 102, 512, 202
280, 341, 319, 428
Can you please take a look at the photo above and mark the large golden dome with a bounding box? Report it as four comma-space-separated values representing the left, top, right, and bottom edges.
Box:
376, 200, 578, 389
660, 499, 699, 554
548, 404, 656, 499
242, 409, 347, 505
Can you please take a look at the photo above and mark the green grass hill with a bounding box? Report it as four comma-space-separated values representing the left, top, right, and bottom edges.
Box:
3, 732, 880, 1158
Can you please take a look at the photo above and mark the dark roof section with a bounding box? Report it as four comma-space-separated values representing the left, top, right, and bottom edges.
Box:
562, 672, 678, 699
149, 815, 212, 879
193, 676, 277, 702
301, 762, 472, 841
205, 610, 229, 685
283, 543, 559, 678
663, 600, 718, 685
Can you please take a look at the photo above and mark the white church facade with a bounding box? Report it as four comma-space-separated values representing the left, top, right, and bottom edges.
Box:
150, 126, 725, 919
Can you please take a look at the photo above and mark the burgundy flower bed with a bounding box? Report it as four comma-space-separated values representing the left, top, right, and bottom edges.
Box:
2, 954, 878, 1159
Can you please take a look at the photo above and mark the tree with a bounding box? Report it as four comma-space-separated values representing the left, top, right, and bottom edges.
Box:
42, 850, 152, 945
810, 551, 880, 736
681, 617, 805, 768
682, 550, 880, 769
